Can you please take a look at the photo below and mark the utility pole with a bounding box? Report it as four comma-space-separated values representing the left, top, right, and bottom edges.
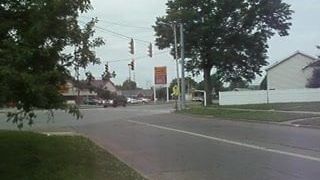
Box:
128, 64, 131, 81
180, 23, 186, 109
173, 23, 181, 110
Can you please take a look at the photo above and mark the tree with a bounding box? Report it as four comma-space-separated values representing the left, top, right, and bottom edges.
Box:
229, 79, 249, 90
71, 18, 105, 104
154, 0, 293, 104
121, 80, 137, 90
101, 63, 116, 81
260, 76, 267, 90
198, 73, 223, 96
0, 0, 102, 128
307, 68, 320, 88
95, 87, 113, 100
169, 77, 198, 96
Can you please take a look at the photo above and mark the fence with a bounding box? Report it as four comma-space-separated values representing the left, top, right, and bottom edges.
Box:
219, 88, 320, 105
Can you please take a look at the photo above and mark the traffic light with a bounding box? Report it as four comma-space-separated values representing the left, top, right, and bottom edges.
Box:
105, 63, 109, 72
129, 38, 135, 55
130, 60, 135, 70
147, 43, 153, 58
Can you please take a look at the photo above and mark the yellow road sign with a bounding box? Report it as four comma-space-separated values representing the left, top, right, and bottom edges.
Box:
172, 85, 180, 96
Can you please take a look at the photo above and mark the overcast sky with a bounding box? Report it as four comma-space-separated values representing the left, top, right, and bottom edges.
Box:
80, 0, 320, 88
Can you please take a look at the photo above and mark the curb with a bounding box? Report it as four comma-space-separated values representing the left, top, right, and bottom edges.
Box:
208, 107, 320, 115
176, 112, 320, 130
41, 132, 81, 136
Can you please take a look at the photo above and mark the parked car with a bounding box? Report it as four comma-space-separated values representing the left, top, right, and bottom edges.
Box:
104, 95, 127, 108
84, 98, 99, 105
192, 96, 204, 102
103, 99, 113, 108
127, 97, 140, 104
139, 98, 151, 104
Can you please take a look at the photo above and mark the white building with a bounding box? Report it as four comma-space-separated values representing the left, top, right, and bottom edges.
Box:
266, 51, 318, 90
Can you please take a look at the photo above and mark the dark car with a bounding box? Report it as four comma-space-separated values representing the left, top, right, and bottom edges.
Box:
104, 95, 127, 108
84, 98, 98, 105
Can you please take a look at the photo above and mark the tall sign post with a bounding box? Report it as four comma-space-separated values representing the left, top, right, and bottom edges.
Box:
154, 66, 169, 103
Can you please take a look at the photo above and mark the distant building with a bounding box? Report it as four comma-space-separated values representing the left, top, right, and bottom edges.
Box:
118, 89, 153, 99
60, 81, 97, 104
266, 51, 318, 90
90, 80, 117, 93
60, 80, 117, 103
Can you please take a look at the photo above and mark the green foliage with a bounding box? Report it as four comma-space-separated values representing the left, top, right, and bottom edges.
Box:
154, 0, 293, 103
155, 87, 168, 100
198, 73, 223, 95
169, 77, 198, 96
0, 0, 103, 128
101, 63, 116, 81
73, 79, 114, 100
229, 79, 249, 90
307, 68, 320, 88
121, 80, 137, 90
95, 88, 113, 100
260, 76, 267, 90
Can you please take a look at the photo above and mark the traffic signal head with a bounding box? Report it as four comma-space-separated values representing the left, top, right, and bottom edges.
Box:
131, 60, 135, 70
129, 38, 135, 55
148, 43, 153, 58
105, 63, 109, 72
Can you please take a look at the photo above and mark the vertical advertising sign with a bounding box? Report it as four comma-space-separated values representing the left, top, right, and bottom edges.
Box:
154, 66, 167, 85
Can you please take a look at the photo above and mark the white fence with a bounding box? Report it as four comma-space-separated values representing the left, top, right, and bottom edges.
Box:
219, 88, 320, 105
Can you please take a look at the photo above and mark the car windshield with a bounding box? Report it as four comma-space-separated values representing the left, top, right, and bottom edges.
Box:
1, 0, 320, 180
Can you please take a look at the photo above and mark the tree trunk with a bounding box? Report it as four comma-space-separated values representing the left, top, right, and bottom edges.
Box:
203, 67, 213, 105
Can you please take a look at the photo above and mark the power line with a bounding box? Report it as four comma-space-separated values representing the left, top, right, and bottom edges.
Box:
78, 20, 151, 44
81, 15, 153, 30
102, 50, 171, 64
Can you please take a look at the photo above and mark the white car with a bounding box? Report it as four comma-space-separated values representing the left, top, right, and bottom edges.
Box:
127, 98, 140, 104
140, 98, 151, 104
192, 97, 204, 102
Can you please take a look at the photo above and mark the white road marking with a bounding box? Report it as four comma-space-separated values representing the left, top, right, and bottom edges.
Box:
127, 120, 320, 163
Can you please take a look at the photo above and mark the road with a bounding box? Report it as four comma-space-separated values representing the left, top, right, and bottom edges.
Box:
1, 104, 320, 180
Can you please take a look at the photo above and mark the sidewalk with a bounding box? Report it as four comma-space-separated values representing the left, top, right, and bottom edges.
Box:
290, 117, 320, 129
212, 107, 320, 115
213, 107, 320, 129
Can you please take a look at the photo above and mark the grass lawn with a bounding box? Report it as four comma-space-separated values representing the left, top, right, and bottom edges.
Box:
0, 131, 146, 180
182, 107, 318, 122
210, 102, 320, 112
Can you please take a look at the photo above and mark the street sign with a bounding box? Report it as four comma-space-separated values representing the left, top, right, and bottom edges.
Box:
154, 66, 167, 85
172, 85, 180, 96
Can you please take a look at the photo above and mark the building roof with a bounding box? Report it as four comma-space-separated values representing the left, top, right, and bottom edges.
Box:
266, 51, 318, 71
303, 60, 320, 70
86, 80, 117, 92
90, 80, 115, 88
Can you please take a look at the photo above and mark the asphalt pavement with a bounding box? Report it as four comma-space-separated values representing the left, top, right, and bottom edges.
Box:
1, 104, 320, 180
